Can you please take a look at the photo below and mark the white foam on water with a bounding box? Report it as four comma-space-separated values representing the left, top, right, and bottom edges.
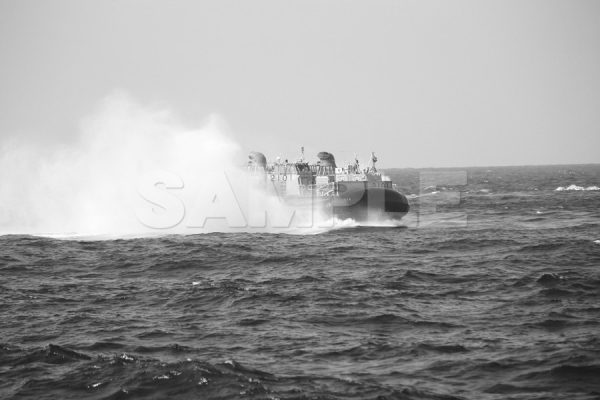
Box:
555, 185, 600, 191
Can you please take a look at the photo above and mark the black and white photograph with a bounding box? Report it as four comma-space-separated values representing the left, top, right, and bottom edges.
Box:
1, 0, 599, 399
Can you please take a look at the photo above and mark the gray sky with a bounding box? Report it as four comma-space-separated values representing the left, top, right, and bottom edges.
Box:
1, 0, 599, 167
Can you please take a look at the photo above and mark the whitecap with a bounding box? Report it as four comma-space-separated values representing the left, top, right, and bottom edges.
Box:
555, 184, 600, 191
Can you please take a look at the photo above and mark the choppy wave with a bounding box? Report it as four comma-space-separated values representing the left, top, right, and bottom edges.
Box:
2, 217, 600, 399
555, 184, 600, 191
1, 343, 469, 400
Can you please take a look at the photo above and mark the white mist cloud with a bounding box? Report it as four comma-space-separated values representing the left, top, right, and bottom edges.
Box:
0, 91, 337, 237
0, 91, 243, 236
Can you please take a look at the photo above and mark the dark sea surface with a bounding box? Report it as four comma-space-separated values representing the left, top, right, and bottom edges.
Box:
1, 164, 600, 400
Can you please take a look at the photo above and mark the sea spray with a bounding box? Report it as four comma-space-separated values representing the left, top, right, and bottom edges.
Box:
0, 92, 329, 237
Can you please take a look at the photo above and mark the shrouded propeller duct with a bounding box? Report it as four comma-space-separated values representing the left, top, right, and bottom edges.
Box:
317, 152, 336, 168
248, 151, 267, 168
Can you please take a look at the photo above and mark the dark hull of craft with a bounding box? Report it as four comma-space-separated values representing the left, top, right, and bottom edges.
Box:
332, 187, 409, 221
279, 187, 409, 222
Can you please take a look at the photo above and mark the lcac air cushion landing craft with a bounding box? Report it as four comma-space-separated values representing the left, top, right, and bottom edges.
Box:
247, 149, 409, 222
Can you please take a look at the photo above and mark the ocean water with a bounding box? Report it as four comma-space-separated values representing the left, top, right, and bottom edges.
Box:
1, 164, 600, 400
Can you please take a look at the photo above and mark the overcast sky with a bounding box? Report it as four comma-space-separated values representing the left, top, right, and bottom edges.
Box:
1, 0, 599, 167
